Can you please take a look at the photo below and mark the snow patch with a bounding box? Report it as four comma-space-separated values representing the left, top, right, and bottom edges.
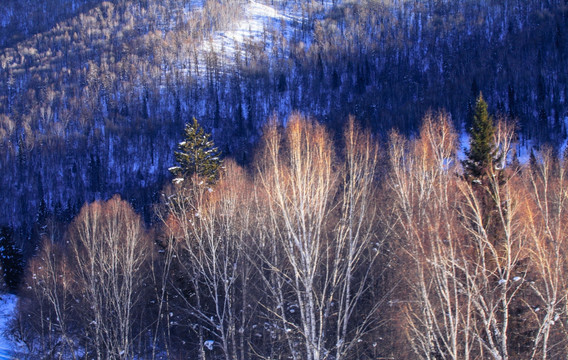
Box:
0, 294, 21, 359
204, 340, 214, 351
200, 0, 302, 68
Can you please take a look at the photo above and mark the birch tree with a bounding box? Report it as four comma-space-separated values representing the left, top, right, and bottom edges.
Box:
255, 114, 381, 359
68, 196, 151, 359
19, 196, 152, 359
523, 148, 568, 359
163, 160, 253, 360
388, 111, 475, 359
389, 111, 528, 360
20, 241, 77, 358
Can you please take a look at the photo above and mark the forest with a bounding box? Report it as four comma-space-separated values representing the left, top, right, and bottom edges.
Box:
8, 108, 568, 359
0, 0, 567, 358
0, 0, 566, 241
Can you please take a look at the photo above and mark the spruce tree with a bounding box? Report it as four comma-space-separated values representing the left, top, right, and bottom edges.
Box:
169, 118, 222, 185
463, 93, 496, 180
0, 226, 23, 292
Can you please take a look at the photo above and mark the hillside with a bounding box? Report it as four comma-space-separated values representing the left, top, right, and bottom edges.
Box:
1, 1, 568, 358
0, 0, 566, 244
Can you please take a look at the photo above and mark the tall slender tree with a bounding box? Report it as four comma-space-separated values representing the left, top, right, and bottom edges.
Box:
463, 93, 496, 180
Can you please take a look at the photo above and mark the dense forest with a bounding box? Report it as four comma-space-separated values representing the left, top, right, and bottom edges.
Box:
0, 0, 568, 358
9, 109, 568, 359
0, 0, 567, 240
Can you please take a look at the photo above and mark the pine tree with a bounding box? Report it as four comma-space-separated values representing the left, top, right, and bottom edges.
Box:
0, 226, 23, 292
169, 118, 222, 185
463, 93, 496, 180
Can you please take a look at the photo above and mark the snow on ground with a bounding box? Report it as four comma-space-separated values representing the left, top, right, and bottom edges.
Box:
0, 294, 19, 359
199, 0, 297, 66
198, 0, 335, 69
458, 124, 470, 161
509, 115, 568, 164
206, 1, 291, 51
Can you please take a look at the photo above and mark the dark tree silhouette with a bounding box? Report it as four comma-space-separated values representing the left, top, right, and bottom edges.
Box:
0, 226, 23, 292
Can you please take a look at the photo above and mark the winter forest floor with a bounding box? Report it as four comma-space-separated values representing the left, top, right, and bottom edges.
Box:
0, 294, 18, 359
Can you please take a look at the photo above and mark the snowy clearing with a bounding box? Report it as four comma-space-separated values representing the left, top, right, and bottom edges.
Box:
198, 0, 334, 68
200, 1, 296, 66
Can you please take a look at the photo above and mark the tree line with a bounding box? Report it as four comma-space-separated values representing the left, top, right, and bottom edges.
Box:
9, 105, 568, 359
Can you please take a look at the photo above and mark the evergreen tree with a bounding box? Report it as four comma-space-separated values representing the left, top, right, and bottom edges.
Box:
169, 118, 222, 185
463, 93, 496, 180
0, 226, 23, 292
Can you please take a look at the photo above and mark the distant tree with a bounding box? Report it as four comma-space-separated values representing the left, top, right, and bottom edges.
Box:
169, 118, 222, 185
331, 69, 340, 89
0, 226, 23, 292
214, 95, 221, 129
174, 97, 182, 125
88, 153, 102, 193
463, 93, 497, 180
277, 72, 287, 92
236, 102, 245, 137
28, 198, 50, 256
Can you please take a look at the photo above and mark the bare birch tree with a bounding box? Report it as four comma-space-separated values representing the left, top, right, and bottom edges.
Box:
523, 148, 568, 359
332, 116, 382, 359
18, 196, 152, 359
389, 111, 530, 360
388, 111, 475, 360
455, 166, 526, 360
255, 114, 381, 359
163, 160, 254, 360
68, 196, 151, 360
20, 240, 77, 359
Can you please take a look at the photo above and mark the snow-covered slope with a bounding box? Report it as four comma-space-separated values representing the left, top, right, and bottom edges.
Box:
200, 0, 291, 67
205, 1, 290, 52
199, 0, 333, 67
0, 294, 19, 359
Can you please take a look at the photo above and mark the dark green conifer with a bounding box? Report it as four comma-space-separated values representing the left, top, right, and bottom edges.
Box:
169, 118, 222, 185
463, 93, 497, 180
0, 227, 23, 293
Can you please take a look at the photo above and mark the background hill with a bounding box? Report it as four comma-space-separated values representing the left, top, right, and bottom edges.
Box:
0, 0, 567, 250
